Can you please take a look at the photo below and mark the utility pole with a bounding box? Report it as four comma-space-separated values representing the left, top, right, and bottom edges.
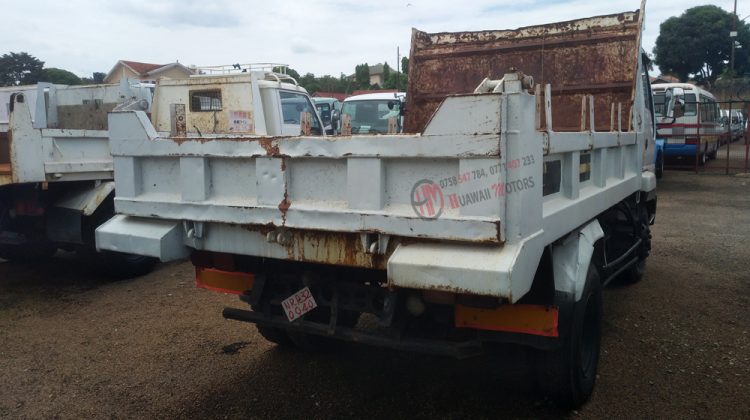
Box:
731, 0, 738, 75
396, 46, 400, 91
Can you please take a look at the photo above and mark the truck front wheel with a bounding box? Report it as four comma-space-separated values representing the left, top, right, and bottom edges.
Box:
536, 263, 602, 408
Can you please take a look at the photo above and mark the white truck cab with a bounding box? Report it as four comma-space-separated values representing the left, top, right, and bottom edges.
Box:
150, 66, 324, 137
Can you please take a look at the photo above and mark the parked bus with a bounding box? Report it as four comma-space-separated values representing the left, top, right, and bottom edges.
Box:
652, 83, 721, 164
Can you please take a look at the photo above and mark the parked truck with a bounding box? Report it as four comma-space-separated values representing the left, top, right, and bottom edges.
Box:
96, 6, 657, 407
1, 81, 156, 276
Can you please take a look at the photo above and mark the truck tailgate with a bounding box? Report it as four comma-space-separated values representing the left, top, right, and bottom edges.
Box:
106, 100, 506, 245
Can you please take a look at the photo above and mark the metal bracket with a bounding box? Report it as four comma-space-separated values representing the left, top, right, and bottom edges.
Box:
183, 220, 204, 247
360, 233, 390, 255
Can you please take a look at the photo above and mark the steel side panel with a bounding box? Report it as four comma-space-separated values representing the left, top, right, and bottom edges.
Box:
9, 97, 114, 183
108, 107, 506, 243
9, 98, 45, 183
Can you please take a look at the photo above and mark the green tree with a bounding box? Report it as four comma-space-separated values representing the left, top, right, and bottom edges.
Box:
0, 52, 44, 86
382, 62, 391, 86
383, 58, 408, 91
40, 68, 82, 85
654, 5, 750, 83
354, 63, 370, 89
93, 72, 106, 84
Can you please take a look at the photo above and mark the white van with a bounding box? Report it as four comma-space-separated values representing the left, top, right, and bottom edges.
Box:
720, 109, 744, 142
341, 92, 405, 134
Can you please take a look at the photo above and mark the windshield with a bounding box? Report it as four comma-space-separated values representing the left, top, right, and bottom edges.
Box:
653, 91, 697, 118
280, 91, 321, 134
315, 103, 331, 124
341, 99, 401, 134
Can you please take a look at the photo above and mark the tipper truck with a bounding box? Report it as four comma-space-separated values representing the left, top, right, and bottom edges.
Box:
96, 6, 657, 407
1, 81, 156, 276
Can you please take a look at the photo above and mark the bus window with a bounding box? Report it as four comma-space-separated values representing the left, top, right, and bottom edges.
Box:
653, 92, 666, 117
684, 93, 697, 116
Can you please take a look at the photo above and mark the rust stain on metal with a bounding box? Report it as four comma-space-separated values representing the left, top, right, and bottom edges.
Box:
404, 9, 641, 134
259, 138, 280, 155
278, 188, 290, 226
243, 226, 392, 270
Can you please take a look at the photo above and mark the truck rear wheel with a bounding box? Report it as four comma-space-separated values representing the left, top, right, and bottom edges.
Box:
536, 263, 602, 408
256, 325, 294, 346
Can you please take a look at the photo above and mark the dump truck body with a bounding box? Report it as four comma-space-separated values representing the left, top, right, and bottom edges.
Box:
97, 7, 656, 407
0, 81, 155, 276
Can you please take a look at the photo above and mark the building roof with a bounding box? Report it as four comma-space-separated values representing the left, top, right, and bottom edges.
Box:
313, 91, 348, 101
120, 60, 164, 74
369, 63, 385, 75
104, 60, 195, 83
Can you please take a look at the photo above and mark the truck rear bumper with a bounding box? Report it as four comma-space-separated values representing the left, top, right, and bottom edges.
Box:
95, 215, 544, 301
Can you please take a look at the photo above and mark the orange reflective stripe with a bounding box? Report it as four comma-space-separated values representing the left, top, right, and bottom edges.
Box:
455, 303, 559, 337
195, 267, 254, 295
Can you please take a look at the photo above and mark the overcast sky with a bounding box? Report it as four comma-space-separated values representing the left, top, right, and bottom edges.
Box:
3, 0, 749, 78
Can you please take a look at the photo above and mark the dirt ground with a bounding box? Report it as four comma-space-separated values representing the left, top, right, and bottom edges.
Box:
1, 172, 749, 419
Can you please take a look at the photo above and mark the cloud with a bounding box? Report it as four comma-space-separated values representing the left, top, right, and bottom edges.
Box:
290, 38, 317, 54
4, 0, 748, 79
112, 0, 241, 28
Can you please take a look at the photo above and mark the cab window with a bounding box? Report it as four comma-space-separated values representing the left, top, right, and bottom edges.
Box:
280, 91, 321, 134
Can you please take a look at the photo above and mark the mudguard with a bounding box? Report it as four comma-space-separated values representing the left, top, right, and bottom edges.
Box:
551, 219, 604, 302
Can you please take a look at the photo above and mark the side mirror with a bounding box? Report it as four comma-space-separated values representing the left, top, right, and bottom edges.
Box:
673, 99, 685, 118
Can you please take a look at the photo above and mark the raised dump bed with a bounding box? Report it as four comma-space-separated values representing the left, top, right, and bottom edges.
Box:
405, 10, 643, 134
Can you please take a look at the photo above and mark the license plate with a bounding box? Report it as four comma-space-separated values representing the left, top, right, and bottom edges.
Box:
281, 287, 318, 322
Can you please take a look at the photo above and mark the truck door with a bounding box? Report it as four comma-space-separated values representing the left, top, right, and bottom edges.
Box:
279, 91, 324, 136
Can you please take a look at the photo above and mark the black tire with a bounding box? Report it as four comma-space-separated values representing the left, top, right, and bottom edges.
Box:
0, 243, 57, 262
655, 152, 664, 180
96, 251, 158, 279
536, 263, 602, 408
256, 325, 294, 346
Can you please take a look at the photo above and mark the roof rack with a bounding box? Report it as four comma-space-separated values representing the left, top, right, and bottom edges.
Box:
193, 63, 298, 86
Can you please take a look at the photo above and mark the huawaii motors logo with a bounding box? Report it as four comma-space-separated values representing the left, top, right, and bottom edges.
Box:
410, 179, 445, 219
409, 157, 537, 220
